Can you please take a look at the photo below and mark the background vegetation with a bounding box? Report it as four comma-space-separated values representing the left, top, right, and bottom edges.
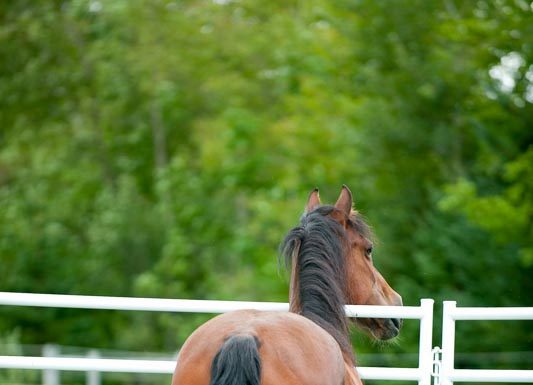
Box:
1, 0, 532, 384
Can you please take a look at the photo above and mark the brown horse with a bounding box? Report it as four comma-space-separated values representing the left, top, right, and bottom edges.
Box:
172, 186, 402, 385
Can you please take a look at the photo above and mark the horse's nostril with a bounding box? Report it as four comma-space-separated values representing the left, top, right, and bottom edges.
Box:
391, 318, 402, 330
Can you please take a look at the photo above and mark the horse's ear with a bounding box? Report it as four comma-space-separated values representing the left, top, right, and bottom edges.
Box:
305, 188, 321, 213
335, 185, 353, 216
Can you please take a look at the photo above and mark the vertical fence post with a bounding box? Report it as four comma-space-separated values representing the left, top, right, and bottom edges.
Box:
441, 301, 456, 385
418, 299, 434, 385
86, 349, 101, 385
42, 344, 60, 385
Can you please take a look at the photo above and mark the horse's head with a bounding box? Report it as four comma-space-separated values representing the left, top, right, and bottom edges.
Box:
305, 185, 403, 340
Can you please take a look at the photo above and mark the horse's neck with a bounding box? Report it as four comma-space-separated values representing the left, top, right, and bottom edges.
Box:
288, 251, 355, 365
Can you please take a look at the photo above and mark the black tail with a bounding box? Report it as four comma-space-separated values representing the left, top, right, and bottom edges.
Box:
209, 334, 261, 385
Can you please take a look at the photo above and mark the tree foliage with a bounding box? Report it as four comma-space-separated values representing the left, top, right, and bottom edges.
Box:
1, 0, 531, 382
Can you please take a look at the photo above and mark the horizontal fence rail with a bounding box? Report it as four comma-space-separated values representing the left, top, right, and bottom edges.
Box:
0, 292, 435, 385
0, 356, 423, 381
0, 291, 426, 318
449, 306, 533, 321
358, 367, 422, 381
450, 369, 533, 383
0, 356, 175, 374
441, 301, 533, 384
0, 292, 290, 313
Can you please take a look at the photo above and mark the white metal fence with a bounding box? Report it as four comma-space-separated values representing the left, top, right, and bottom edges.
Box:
0, 292, 532, 384
439, 300, 533, 385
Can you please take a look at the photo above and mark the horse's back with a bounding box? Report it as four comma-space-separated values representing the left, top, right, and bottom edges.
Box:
172, 310, 345, 385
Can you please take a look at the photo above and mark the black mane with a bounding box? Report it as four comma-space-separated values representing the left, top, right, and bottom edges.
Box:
280, 205, 355, 362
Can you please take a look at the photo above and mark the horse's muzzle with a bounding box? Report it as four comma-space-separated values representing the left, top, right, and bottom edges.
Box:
382, 317, 402, 339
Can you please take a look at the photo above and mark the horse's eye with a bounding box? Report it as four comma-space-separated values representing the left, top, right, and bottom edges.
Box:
365, 246, 373, 257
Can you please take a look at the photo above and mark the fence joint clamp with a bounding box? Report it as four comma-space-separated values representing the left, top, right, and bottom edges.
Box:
431, 346, 442, 385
